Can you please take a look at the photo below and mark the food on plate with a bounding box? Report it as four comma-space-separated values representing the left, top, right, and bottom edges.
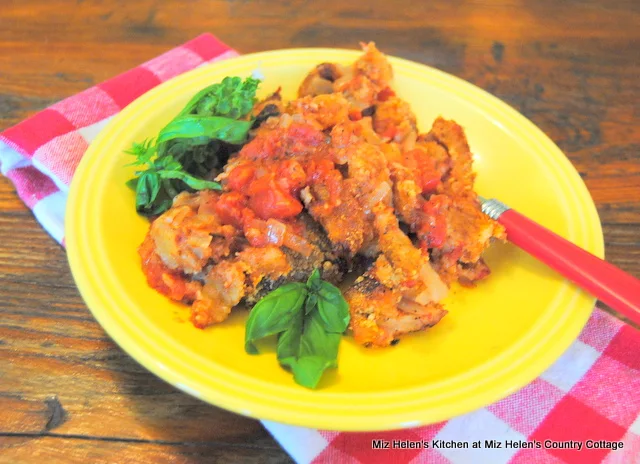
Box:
128, 43, 506, 388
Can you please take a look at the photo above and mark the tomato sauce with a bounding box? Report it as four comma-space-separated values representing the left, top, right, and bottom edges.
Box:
212, 120, 349, 249
417, 195, 449, 249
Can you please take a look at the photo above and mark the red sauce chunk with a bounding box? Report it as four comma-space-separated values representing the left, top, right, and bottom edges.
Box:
249, 181, 303, 219
418, 195, 448, 249
215, 192, 247, 228
222, 122, 334, 243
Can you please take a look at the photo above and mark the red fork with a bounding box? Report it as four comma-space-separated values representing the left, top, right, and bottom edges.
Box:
479, 197, 640, 326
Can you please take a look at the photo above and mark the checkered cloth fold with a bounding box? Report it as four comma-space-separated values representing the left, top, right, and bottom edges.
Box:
1, 34, 638, 464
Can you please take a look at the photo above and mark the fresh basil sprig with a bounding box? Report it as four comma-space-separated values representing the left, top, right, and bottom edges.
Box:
245, 283, 308, 354
157, 116, 253, 146
126, 142, 221, 215
245, 269, 351, 389
178, 76, 261, 119
126, 76, 261, 216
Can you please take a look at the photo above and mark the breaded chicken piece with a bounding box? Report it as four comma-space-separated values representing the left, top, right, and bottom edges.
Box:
345, 273, 447, 347
430, 117, 476, 195
371, 205, 448, 302
148, 191, 239, 275
299, 42, 394, 110
372, 96, 417, 143
286, 94, 351, 130
191, 246, 291, 328
422, 118, 506, 284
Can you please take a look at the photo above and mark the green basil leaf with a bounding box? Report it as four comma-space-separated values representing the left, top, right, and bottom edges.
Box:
178, 82, 226, 117
157, 170, 222, 191
286, 309, 341, 389
306, 268, 322, 293
304, 293, 318, 315
247, 269, 348, 389
126, 177, 138, 191
288, 356, 335, 390
157, 116, 253, 145
316, 281, 350, 333
135, 173, 150, 208
155, 156, 182, 171
135, 172, 160, 209
124, 138, 156, 166
245, 283, 307, 354
146, 198, 172, 216
276, 309, 303, 365
161, 179, 179, 200
299, 309, 341, 364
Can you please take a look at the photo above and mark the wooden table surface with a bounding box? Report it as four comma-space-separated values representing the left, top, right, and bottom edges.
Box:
1, 0, 638, 462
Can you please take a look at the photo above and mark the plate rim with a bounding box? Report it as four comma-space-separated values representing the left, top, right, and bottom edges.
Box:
66, 47, 603, 431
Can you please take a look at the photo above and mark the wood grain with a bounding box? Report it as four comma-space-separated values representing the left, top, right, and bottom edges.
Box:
1, 0, 638, 462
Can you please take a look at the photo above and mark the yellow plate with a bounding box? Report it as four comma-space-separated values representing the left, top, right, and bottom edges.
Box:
66, 48, 603, 431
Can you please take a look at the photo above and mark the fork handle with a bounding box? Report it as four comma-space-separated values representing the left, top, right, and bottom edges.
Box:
498, 209, 640, 325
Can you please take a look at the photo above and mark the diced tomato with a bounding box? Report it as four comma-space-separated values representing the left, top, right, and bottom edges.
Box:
377, 86, 396, 102
227, 164, 255, 193
277, 160, 307, 194
418, 216, 447, 249
214, 192, 247, 228
420, 172, 441, 194
249, 181, 303, 220
247, 172, 273, 196
411, 149, 442, 193
306, 159, 335, 183
419, 195, 448, 248
380, 125, 397, 140
349, 109, 363, 121
241, 128, 294, 160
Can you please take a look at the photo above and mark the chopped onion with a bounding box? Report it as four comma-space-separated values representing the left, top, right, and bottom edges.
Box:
283, 231, 314, 257
279, 113, 292, 128
359, 118, 382, 145
301, 76, 333, 96
244, 218, 268, 238
186, 232, 213, 253
401, 130, 417, 151
412, 262, 448, 304
397, 298, 430, 315
265, 218, 287, 246
365, 181, 391, 212
300, 186, 313, 206
333, 71, 354, 89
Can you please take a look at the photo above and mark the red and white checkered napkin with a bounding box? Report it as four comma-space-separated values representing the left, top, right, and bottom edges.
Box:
1, 34, 638, 464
